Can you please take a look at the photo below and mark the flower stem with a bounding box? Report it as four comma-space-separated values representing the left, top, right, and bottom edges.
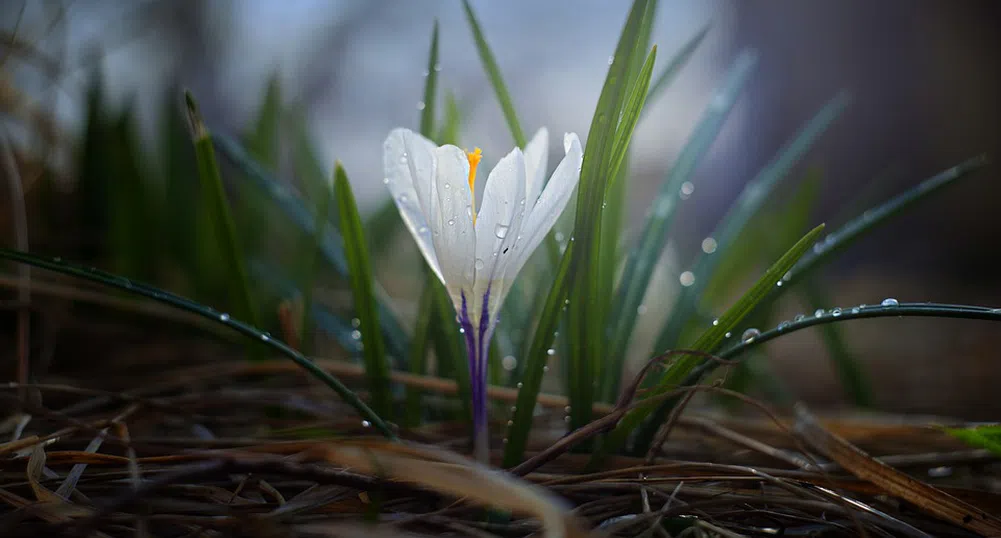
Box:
460, 291, 491, 464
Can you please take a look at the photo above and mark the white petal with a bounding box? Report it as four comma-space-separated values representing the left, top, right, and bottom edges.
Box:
523, 127, 549, 213
384, 128, 443, 283
473, 147, 527, 315
510, 132, 583, 277
431, 145, 476, 302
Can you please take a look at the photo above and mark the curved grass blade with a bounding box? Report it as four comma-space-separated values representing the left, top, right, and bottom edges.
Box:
782, 155, 989, 287
567, 0, 656, 433
602, 51, 757, 401
210, 132, 409, 365
460, 0, 525, 148
642, 26, 710, 115
653, 92, 849, 354
334, 163, 393, 420
502, 242, 574, 468
0, 247, 395, 438
185, 92, 261, 332
598, 224, 826, 459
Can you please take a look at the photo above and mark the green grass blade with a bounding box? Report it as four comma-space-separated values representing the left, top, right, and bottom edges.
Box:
642, 26, 710, 114
420, 21, 440, 138
782, 155, 989, 287
460, 0, 525, 147
502, 243, 575, 468
405, 282, 434, 427
653, 92, 849, 353
185, 92, 261, 332
334, 163, 393, 420
245, 74, 282, 170
607, 46, 657, 186
436, 91, 462, 146
944, 425, 1001, 457
599, 224, 826, 458
602, 51, 757, 401
567, 0, 655, 434
0, 247, 395, 438
210, 132, 410, 365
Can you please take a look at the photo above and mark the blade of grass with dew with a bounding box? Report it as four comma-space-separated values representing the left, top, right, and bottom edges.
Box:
781, 155, 989, 288
641, 26, 709, 116
567, 0, 656, 433
460, 0, 524, 147
185, 92, 261, 334
602, 51, 757, 402
502, 242, 575, 468
652, 92, 849, 354
597, 224, 826, 459
210, 132, 410, 365
0, 247, 395, 437
334, 163, 393, 420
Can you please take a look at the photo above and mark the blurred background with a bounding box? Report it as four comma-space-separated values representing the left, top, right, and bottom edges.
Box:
2, 1, 1000, 418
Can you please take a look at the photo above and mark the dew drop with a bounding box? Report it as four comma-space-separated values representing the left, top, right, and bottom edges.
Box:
564, 406, 571, 413
52, 257, 62, 263
351, 317, 361, 328
418, 225, 428, 234
351, 330, 362, 340
831, 307, 842, 317
679, 271, 695, 287
507, 420, 514, 426
607, 55, 615, 65
398, 194, 409, 203
494, 223, 510, 239
516, 382, 524, 389
219, 313, 230, 322
543, 365, 550, 372
447, 218, 455, 226
680, 181, 695, 196
776, 280, 784, 287
443, 182, 451, 190
850, 306, 860, 314
459, 327, 465, 334
741, 328, 760, 343
399, 153, 408, 164
361, 420, 371, 428
416, 101, 426, 110
711, 318, 719, 326
637, 304, 648, 315
794, 314, 806, 322
701, 237, 718, 254
777, 320, 790, 331
260, 334, 271, 342
502, 355, 517, 371
881, 298, 899, 307
475, 258, 485, 270
724, 331, 732, 338
546, 348, 556, 356
564, 415, 572, 423
382, 177, 390, 185
554, 232, 565, 242
814, 309, 825, 318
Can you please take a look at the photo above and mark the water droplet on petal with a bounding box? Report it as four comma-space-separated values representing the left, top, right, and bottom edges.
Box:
741, 328, 760, 343
398, 194, 409, 203
494, 223, 509, 239
382, 177, 390, 185
399, 153, 408, 164
474, 258, 485, 270
418, 226, 428, 234
447, 218, 455, 226
881, 298, 899, 307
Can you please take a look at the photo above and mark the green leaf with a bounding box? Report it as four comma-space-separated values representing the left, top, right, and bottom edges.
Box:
567, 0, 657, 434
185, 92, 261, 334
460, 0, 525, 147
599, 224, 826, 458
210, 133, 410, 366
944, 425, 1001, 456
653, 92, 849, 354
0, 247, 395, 438
502, 242, 575, 467
420, 21, 440, 139
642, 26, 710, 114
334, 163, 393, 420
602, 51, 757, 401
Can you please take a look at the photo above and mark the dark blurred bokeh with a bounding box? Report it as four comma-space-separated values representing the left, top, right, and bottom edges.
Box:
2, 1, 999, 417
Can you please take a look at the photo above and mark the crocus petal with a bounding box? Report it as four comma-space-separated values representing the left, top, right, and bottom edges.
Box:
510, 132, 583, 277
384, 128, 443, 283
431, 145, 476, 302
523, 127, 549, 214
473, 147, 527, 319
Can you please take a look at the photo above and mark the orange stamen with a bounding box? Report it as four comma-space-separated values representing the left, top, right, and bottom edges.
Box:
467, 148, 482, 224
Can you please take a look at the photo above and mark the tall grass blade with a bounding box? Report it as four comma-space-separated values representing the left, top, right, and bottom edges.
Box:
502, 243, 575, 468
185, 92, 261, 332
599, 224, 826, 458
603, 52, 756, 401
210, 132, 410, 364
653, 92, 849, 354
567, 0, 655, 433
0, 247, 395, 438
460, 0, 525, 147
334, 164, 393, 420
436, 92, 462, 146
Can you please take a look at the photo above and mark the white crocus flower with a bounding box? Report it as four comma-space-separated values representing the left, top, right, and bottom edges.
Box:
383, 127, 583, 462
